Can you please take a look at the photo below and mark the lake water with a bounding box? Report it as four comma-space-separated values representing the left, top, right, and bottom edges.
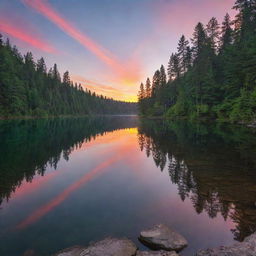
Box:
0, 116, 256, 256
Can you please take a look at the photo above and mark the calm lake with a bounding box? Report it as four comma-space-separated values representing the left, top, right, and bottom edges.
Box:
0, 116, 256, 256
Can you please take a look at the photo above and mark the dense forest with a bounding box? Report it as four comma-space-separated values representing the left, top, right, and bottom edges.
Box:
138, 0, 256, 122
0, 37, 137, 118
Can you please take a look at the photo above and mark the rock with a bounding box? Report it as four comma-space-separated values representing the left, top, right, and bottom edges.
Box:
139, 224, 187, 251
136, 251, 179, 256
54, 246, 84, 256
54, 238, 137, 256
196, 232, 256, 256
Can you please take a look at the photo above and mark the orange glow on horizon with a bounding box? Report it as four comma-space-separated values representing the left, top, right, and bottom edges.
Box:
0, 19, 56, 53
71, 74, 139, 102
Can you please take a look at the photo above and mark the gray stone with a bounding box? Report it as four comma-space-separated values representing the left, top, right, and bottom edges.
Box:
136, 251, 179, 256
196, 232, 256, 256
54, 238, 137, 256
53, 246, 85, 256
139, 224, 187, 251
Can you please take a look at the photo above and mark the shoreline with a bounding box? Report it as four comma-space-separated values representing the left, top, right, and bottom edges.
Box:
53, 225, 256, 256
0, 114, 138, 121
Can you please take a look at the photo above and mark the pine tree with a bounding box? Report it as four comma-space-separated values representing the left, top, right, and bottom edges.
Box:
184, 46, 192, 70
138, 83, 145, 101
167, 53, 180, 81
220, 13, 233, 52
167, 54, 174, 82
151, 70, 161, 98
53, 64, 61, 81
159, 65, 167, 87
145, 78, 151, 98
24, 52, 35, 70
192, 22, 208, 61
36, 58, 47, 74
177, 35, 189, 73
172, 54, 180, 79
63, 71, 71, 85
206, 17, 220, 53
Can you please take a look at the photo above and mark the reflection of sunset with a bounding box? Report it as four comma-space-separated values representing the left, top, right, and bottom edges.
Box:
16, 157, 117, 230
11, 171, 60, 200
16, 128, 139, 229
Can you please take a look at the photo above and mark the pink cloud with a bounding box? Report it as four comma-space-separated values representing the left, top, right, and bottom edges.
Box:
0, 18, 56, 53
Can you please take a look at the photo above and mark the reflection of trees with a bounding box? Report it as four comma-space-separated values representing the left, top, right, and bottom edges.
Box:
0, 116, 137, 205
138, 119, 256, 241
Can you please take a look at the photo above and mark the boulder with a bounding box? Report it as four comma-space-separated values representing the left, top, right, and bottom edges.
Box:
196, 232, 256, 256
139, 224, 187, 251
54, 238, 137, 256
136, 251, 179, 256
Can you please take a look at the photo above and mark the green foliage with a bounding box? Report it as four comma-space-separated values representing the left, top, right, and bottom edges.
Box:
0, 38, 137, 118
229, 89, 256, 122
138, 0, 256, 123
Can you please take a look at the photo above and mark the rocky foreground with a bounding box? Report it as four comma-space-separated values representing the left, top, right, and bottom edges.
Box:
53, 224, 256, 256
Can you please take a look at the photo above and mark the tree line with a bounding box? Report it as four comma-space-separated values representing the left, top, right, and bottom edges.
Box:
0, 37, 137, 118
138, 0, 256, 122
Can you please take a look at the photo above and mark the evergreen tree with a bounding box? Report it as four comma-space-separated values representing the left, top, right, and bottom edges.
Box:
151, 70, 161, 97
145, 78, 151, 98
36, 57, 47, 74
184, 46, 192, 70
53, 63, 61, 81
167, 54, 174, 82
220, 13, 233, 52
192, 22, 208, 61
159, 65, 167, 87
138, 83, 145, 101
206, 17, 220, 53
63, 71, 71, 85
177, 35, 189, 73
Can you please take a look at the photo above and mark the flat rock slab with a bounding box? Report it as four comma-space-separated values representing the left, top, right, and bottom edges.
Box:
54, 238, 137, 256
136, 251, 179, 256
196, 232, 256, 256
139, 224, 187, 251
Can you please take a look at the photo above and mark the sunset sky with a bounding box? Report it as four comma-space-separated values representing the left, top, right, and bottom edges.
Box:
0, 0, 236, 102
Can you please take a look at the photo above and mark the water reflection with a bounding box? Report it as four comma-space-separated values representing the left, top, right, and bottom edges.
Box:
0, 117, 256, 256
0, 116, 138, 206
138, 119, 256, 242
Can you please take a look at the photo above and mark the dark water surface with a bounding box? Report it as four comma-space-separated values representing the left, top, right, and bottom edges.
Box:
0, 116, 256, 256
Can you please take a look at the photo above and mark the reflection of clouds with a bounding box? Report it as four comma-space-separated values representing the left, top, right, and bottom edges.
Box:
10, 171, 61, 201
16, 128, 138, 230
16, 157, 117, 230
